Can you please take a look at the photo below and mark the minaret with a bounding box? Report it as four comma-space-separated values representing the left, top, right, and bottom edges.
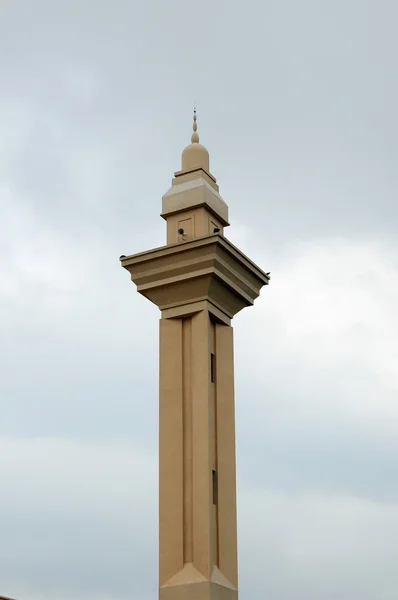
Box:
121, 113, 269, 600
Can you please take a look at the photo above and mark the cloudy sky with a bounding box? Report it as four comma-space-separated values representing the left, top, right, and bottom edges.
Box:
1, 0, 398, 598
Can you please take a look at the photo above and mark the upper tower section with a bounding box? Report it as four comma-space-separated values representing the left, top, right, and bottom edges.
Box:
161, 111, 229, 245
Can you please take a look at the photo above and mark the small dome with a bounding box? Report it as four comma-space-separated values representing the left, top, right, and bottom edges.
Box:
181, 110, 210, 172
182, 142, 209, 172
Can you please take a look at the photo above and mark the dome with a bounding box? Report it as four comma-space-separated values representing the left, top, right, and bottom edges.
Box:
181, 142, 210, 172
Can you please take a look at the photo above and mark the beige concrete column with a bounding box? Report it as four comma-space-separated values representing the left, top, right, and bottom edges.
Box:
159, 311, 237, 600
190, 309, 212, 579
159, 317, 184, 585
215, 323, 238, 589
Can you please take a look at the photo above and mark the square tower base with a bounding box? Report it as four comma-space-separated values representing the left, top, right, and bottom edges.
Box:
160, 581, 237, 600
160, 564, 237, 600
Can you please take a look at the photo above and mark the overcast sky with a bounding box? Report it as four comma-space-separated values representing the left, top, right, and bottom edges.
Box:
1, 1, 398, 599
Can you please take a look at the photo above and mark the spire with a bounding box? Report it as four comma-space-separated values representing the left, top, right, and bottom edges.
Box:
181, 108, 210, 173
191, 109, 199, 143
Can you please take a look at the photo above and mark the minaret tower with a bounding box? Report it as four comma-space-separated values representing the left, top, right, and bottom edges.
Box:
121, 113, 269, 600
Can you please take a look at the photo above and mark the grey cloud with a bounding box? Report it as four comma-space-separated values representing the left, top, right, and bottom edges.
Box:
1, 0, 398, 598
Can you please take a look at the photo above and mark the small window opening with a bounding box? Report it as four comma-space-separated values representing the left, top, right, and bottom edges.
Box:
212, 470, 218, 505
210, 353, 215, 383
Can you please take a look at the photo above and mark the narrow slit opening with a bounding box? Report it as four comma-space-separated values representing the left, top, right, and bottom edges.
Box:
210, 353, 215, 383
212, 470, 218, 505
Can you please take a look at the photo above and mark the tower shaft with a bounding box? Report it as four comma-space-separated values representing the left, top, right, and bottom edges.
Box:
159, 310, 237, 599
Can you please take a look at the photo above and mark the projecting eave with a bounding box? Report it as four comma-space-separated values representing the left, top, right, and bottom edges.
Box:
120, 234, 269, 284
120, 234, 270, 320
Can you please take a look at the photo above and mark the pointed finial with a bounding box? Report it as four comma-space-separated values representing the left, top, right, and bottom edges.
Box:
181, 106, 210, 172
191, 108, 199, 143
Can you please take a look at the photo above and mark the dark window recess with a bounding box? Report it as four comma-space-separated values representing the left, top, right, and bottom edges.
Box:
210, 353, 215, 383
212, 470, 218, 505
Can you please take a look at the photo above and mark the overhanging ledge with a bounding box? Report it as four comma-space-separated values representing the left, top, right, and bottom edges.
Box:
120, 234, 270, 320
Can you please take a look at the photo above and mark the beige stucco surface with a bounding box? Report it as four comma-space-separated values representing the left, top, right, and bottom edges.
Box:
121, 114, 268, 599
